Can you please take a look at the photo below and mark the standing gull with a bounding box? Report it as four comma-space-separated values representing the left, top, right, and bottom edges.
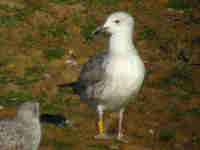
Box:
60, 12, 145, 141
0, 101, 41, 150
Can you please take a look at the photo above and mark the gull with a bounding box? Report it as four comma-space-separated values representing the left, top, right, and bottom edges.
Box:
0, 101, 41, 150
59, 12, 146, 142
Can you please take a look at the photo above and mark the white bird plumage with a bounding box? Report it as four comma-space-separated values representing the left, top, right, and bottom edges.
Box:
60, 12, 145, 142
0, 101, 41, 150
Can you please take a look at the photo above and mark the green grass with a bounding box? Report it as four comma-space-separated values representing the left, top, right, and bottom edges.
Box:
26, 65, 47, 76
0, 58, 14, 66
0, 90, 36, 106
41, 89, 75, 114
81, 17, 100, 42
18, 7, 37, 17
0, 69, 15, 84
44, 46, 65, 60
0, 4, 18, 12
158, 127, 176, 141
168, 0, 195, 10
150, 68, 192, 90
0, 0, 199, 149
53, 26, 67, 37
41, 135, 75, 150
48, 0, 70, 3
88, 144, 109, 150
0, 64, 46, 85
12, 76, 38, 85
66, 12, 82, 25
0, 41, 9, 46
39, 23, 68, 38
187, 108, 200, 116
23, 34, 37, 42
0, 14, 23, 28
139, 26, 157, 41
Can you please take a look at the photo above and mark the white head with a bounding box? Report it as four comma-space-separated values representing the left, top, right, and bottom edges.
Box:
16, 101, 40, 124
93, 12, 134, 35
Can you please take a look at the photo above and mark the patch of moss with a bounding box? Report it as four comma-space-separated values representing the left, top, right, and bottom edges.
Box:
44, 46, 65, 61
0, 14, 23, 27
26, 65, 46, 76
88, 144, 109, 150
39, 23, 68, 38
23, 34, 37, 42
81, 16, 101, 42
0, 90, 35, 106
41, 135, 75, 150
168, 0, 195, 10
159, 127, 176, 142
0, 58, 14, 66
187, 108, 200, 116
139, 27, 157, 41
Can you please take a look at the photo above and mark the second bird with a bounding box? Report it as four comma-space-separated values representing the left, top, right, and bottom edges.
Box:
0, 101, 41, 150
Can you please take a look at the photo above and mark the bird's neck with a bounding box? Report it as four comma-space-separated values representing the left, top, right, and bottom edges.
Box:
109, 31, 137, 56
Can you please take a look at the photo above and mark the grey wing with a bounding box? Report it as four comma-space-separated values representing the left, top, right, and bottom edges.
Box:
0, 121, 24, 150
58, 52, 108, 100
75, 52, 108, 100
78, 52, 108, 83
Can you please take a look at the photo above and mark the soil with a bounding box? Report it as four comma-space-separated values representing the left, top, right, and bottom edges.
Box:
0, 0, 200, 150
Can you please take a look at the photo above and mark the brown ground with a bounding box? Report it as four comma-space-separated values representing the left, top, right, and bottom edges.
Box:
0, 0, 200, 150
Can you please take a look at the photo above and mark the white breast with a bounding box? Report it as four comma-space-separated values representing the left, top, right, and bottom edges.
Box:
99, 54, 145, 110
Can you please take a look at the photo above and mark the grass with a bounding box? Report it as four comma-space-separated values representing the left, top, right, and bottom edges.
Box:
48, 0, 70, 4
23, 34, 37, 42
66, 12, 82, 25
0, 90, 35, 106
81, 16, 100, 42
0, 0, 199, 150
168, 0, 195, 10
39, 24, 68, 38
139, 26, 158, 41
0, 58, 14, 66
88, 144, 109, 150
149, 67, 192, 90
0, 64, 47, 85
41, 134, 75, 150
0, 14, 23, 28
158, 127, 176, 142
0, 4, 19, 11
187, 108, 200, 116
18, 7, 37, 17
41, 88, 77, 114
26, 65, 46, 76
44, 46, 66, 60
82, 23, 96, 41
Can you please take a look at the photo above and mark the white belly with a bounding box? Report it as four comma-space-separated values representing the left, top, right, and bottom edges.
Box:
99, 55, 145, 111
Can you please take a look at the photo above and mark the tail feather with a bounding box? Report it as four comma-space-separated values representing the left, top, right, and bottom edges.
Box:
58, 82, 77, 88
57, 82, 83, 94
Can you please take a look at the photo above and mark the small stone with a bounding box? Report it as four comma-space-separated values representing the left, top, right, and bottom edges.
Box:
0, 105, 4, 110
43, 73, 51, 79
149, 129, 154, 135
64, 59, 78, 65
109, 144, 120, 150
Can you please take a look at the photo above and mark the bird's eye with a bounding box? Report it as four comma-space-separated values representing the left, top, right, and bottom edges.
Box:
114, 20, 120, 24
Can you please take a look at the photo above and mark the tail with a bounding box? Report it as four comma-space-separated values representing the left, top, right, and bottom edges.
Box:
58, 82, 78, 88
57, 82, 82, 94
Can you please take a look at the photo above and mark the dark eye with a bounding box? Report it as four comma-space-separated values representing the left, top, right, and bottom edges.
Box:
114, 20, 120, 24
